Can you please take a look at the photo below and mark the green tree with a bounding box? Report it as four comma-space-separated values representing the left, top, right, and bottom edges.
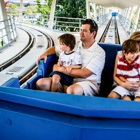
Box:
7, 3, 18, 16
24, 6, 38, 17
54, 0, 86, 31
36, 0, 51, 18
55, 0, 86, 18
36, 0, 52, 25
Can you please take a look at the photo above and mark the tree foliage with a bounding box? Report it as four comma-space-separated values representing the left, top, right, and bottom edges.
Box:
7, 3, 18, 16
55, 0, 86, 18
36, 0, 51, 18
24, 6, 38, 16
54, 0, 86, 31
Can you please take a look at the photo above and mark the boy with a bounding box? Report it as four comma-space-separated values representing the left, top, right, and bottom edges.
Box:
110, 39, 140, 101
49, 33, 82, 92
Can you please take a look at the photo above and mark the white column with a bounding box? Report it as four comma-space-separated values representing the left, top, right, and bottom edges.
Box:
128, 7, 134, 21
18, 0, 23, 21
86, 0, 90, 18
127, 6, 134, 31
126, 7, 130, 19
133, 6, 140, 31
124, 7, 130, 27
0, 0, 11, 43
48, 0, 56, 29
122, 9, 127, 24
124, 8, 129, 25
100, 6, 103, 23
93, 3, 97, 19
0, 0, 8, 20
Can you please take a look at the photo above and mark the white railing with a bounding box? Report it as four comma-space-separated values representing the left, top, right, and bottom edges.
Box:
0, 15, 18, 51
118, 14, 139, 35
20, 14, 109, 32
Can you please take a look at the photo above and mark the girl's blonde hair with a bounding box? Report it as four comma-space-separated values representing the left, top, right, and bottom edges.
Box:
130, 31, 140, 42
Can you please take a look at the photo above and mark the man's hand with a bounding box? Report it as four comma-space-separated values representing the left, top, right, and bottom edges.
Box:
36, 54, 47, 65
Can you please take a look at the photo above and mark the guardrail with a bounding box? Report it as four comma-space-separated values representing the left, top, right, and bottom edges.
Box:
21, 14, 109, 32
118, 14, 139, 35
0, 15, 17, 52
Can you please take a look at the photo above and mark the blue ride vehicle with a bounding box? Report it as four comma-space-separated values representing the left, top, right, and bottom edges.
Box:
1, 43, 140, 140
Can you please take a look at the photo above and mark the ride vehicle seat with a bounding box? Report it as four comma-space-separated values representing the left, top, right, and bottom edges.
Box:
27, 43, 122, 97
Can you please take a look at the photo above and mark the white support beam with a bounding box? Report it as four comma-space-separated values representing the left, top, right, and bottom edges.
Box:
127, 6, 134, 31
93, 3, 97, 19
86, 0, 90, 18
133, 5, 140, 31
18, 0, 23, 21
0, 0, 11, 43
48, 0, 56, 29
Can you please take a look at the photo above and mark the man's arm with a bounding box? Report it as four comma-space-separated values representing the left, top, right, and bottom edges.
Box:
53, 47, 105, 78
69, 67, 92, 78
53, 64, 93, 78
36, 46, 56, 65
66, 65, 82, 70
65, 65, 82, 74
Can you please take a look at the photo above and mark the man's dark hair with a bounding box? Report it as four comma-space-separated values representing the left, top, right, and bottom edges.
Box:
58, 33, 76, 50
82, 19, 98, 38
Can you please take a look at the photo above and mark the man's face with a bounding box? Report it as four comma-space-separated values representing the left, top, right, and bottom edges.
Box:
80, 24, 94, 42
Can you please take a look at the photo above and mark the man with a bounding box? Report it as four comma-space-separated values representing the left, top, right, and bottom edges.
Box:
36, 19, 105, 96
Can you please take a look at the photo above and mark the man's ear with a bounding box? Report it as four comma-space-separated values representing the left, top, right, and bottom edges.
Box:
92, 31, 96, 38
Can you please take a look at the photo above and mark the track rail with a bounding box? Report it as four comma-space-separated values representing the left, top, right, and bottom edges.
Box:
0, 26, 54, 86
99, 17, 120, 44
18, 27, 54, 85
0, 30, 34, 71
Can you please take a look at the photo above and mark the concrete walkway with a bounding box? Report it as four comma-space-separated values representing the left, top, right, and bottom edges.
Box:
0, 28, 30, 64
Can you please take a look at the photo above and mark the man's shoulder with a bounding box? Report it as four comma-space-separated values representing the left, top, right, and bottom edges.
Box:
94, 42, 105, 53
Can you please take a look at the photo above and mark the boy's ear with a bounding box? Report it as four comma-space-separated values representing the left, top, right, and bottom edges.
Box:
122, 50, 125, 55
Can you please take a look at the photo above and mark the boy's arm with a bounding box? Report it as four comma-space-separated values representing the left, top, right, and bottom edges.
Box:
137, 80, 140, 87
57, 61, 62, 67
65, 65, 82, 74
119, 76, 127, 82
69, 65, 82, 69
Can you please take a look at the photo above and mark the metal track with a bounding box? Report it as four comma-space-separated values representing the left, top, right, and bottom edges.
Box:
0, 26, 54, 86
18, 27, 54, 85
99, 17, 120, 44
